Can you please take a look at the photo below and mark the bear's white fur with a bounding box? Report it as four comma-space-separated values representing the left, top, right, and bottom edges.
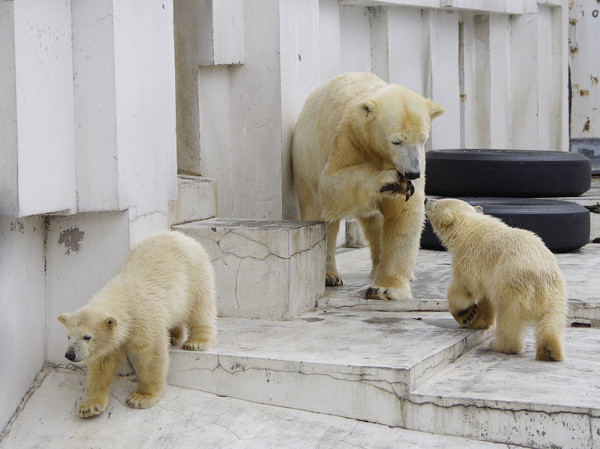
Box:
58, 231, 217, 417
292, 72, 444, 300
425, 198, 567, 361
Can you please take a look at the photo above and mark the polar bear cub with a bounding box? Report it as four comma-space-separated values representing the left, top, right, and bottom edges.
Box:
58, 231, 217, 417
425, 198, 567, 361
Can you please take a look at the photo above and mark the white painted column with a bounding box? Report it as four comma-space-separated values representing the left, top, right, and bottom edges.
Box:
340, 5, 371, 74
369, 6, 389, 82
72, 0, 119, 212
280, 0, 320, 220
319, 0, 342, 83
0, 0, 76, 217
388, 7, 425, 95
228, 0, 284, 219
425, 10, 461, 150
473, 14, 492, 149
488, 13, 512, 149
460, 15, 478, 148
510, 2, 539, 150
536, 4, 555, 150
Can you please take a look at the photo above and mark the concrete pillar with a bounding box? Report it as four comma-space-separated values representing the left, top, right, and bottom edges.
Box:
0, 0, 76, 217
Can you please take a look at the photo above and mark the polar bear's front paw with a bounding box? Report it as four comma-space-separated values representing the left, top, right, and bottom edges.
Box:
182, 340, 213, 351
126, 391, 160, 409
379, 171, 415, 201
78, 400, 107, 418
364, 286, 410, 301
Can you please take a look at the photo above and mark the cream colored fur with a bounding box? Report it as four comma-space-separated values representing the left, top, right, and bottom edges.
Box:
292, 72, 444, 300
58, 231, 217, 417
425, 198, 567, 361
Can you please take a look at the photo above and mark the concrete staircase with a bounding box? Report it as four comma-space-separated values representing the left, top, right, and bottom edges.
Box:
2, 175, 600, 449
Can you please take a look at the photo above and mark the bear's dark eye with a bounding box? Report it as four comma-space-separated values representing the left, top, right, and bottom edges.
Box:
391, 138, 402, 145
83, 335, 92, 341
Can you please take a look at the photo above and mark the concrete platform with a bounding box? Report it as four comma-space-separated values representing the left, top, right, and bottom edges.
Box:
174, 218, 326, 320
3, 244, 600, 448
0, 368, 521, 449
318, 244, 600, 326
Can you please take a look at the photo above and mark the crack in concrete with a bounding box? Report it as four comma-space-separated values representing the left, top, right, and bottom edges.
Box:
206, 228, 325, 263
177, 355, 408, 401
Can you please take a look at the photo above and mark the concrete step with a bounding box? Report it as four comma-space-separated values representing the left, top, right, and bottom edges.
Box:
165, 310, 600, 449
167, 311, 492, 427
168, 175, 217, 227
407, 328, 600, 449
0, 368, 523, 449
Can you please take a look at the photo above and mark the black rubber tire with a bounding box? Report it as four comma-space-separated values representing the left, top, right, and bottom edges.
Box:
425, 150, 592, 198
420, 197, 590, 253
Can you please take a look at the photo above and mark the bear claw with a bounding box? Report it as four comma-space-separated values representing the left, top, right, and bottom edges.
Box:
364, 286, 409, 301
182, 340, 213, 351
379, 173, 415, 201
325, 273, 344, 286
126, 391, 160, 409
78, 402, 105, 418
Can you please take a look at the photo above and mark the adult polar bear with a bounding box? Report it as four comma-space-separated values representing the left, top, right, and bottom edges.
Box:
292, 73, 444, 300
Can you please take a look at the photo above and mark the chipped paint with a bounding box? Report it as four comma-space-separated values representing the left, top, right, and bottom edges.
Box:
583, 117, 591, 132
58, 227, 85, 256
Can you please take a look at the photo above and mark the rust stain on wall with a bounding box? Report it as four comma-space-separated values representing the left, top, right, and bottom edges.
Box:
58, 227, 85, 256
583, 118, 591, 132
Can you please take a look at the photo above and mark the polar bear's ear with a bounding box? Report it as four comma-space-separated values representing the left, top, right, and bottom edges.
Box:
356, 100, 376, 118
474, 206, 484, 214
58, 314, 70, 326
428, 101, 445, 121
104, 317, 117, 329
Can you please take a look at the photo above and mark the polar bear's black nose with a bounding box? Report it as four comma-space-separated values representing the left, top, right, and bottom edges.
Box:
65, 351, 77, 361
404, 171, 420, 180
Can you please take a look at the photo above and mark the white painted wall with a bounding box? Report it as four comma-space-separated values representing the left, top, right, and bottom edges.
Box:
0, 0, 574, 433
46, 212, 131, 366
0, 216, 45, 432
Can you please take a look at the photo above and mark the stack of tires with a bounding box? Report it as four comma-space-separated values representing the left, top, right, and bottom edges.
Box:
421, 150, 592, 252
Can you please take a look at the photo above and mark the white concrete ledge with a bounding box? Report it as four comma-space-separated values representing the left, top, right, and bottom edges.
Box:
340, 0, 523, 14
168, 175, 217, 227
